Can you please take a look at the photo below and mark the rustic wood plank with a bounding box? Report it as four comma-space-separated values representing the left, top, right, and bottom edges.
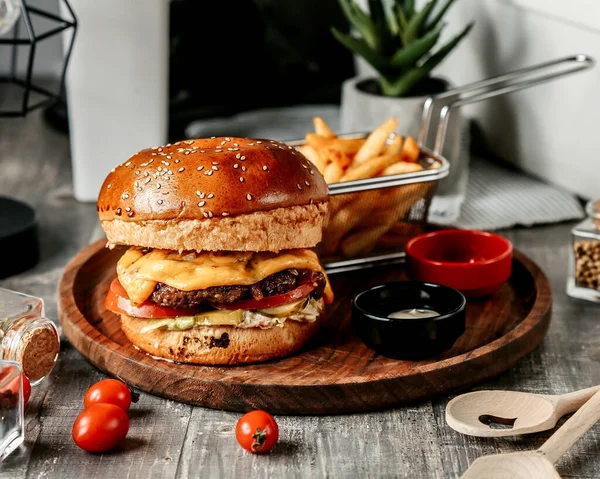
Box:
0, 111, 598, 478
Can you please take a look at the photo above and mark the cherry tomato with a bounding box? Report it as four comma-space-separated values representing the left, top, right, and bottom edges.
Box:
84, 379, 132, 411
72, 403, 129, 452
21, 375, 31, 407
106, 278, 194, 319
236, 410, 279, 454
5, 373, 31, 407
217, 283, 315, 311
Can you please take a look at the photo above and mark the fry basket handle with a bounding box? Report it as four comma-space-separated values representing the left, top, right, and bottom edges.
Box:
417, 54, 595, 156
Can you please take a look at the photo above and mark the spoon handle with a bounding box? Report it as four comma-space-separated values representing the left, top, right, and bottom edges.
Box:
553, 385, 600, 417
538, 388, 600, 464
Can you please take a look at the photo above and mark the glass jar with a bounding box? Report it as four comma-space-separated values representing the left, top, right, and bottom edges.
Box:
0, 361, 24, 462
0, 287, 60, 385
567, 200, 600, 303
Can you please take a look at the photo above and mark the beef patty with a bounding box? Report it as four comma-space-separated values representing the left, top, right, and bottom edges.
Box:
151, 269, 325, 309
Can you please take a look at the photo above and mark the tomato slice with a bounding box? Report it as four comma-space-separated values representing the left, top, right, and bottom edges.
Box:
214, 283, 315, 311
105, 278, 194, 319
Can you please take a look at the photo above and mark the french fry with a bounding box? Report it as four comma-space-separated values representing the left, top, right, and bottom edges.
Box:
342, 153, 401, 181
305, 133, 366, 157
400, 136, 420, 163
323, 148, 351, 170
384, 134, 404, 155
324, 160, 344, 184
297, 145, 327, 175
382, 161, 423, 176
353, 117, 399, 166
313, 117, 336, 138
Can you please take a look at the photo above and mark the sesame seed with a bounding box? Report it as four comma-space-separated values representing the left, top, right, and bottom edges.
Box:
178, 167, 185, 172
122, 193, 129, 199
185, 151, 190, 155
175, 159, 180, 163
208, 211, 213, 218
256, 141, 262, 144
309, 169, 314, 175
202, 211, 209, 218
166, 143, 171, 147
174, 142, 181, 146
297, 184, 302, 190
158, 147, 163, 152
128, 211, 134, 217
168, 170, 173, 175
125, 161, 131, 167
302, 163, 308, 169
135, 171, 140, 175
144, 171, 149, 177
222, 212, 230, 216
115, 208, 122, 215
239, 177, 244, 182
107, 184, 112, 189
134, 181, 139, 188
166, 155, 172, 159
193, 146, 199, 149
157, 199, 163, 205
207, 193, 214, 199
144, 177, 151, 184
248, 143, 254, 146
210, 136, 215, 139
152, 146, 158, 150
235, 153, 241, 159
199, 192, 206, 199
309, 198, 313, 204
200, 150, 205, 153
262, 166, 268, 171
246, 193, 253, 201
196, 190, 202, 196
225, 137, 231, 141
240, 156, 246, 161
305, 180, 310, 187
233, 164, 239, 169
111, 168, 116, 173
220, 140, 226, 145
212, 161, 219, 165
205, 170, 213, 176
233, 143, 238, 147
125, 206, 131, 212
197, 165, 204, 171
241, 166, 247, 172
198, 201, 206, 207
157, 183, 161, 189
185, 140, 194, 144
212, 166, 218, 171
158, 167, 163, 172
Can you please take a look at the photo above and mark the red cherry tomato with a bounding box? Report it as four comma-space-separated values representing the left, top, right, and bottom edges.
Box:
84, 379, 132, 411
72, 403, 129, 452
5, 373, 31, 407
236, 410, 279, 454
21, 375, 31, 407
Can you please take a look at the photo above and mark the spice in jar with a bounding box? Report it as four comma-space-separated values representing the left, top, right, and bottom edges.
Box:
0, 287, 60, 384
567, 200, 600, 303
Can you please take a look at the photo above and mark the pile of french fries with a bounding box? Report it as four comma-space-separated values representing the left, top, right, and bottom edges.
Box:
297, 117, 436, 258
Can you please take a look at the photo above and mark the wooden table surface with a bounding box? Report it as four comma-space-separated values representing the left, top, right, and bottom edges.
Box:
1, 111, 599, 479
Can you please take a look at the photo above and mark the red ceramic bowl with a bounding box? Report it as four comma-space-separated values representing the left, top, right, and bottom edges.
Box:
405, 229, 513, 297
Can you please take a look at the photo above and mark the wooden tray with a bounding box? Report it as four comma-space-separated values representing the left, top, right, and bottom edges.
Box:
58, 239, 552, 415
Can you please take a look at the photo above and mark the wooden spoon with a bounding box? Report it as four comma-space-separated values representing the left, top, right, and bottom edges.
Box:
446, 385, 600, 437
459, 388, 600, 478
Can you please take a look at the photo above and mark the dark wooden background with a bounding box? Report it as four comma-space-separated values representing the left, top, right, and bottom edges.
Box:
0, 111, 598, 478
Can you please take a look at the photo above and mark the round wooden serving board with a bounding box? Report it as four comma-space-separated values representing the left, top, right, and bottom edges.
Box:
58, 239, 552, 415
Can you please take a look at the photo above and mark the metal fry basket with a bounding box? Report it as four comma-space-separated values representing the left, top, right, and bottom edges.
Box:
289, 54, 594, 274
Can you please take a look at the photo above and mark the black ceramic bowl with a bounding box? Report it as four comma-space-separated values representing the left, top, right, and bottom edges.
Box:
352, 281, 467, 360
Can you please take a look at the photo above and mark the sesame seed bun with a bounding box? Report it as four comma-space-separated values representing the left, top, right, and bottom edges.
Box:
97, 137, 329, 251
120, 307, 323, 365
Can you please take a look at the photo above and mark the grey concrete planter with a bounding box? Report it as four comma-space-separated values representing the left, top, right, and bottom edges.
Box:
340, 76, 468, 197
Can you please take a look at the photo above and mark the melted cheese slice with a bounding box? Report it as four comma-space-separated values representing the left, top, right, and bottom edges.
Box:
117, 247, 334, 305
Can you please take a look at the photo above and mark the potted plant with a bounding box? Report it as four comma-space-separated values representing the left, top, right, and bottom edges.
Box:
332, 0, 474, 196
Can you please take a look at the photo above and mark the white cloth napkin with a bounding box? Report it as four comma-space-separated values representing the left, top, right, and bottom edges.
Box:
185, 105, 585, 230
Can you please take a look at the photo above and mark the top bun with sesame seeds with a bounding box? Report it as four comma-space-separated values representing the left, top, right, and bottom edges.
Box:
97, 137, 329, 252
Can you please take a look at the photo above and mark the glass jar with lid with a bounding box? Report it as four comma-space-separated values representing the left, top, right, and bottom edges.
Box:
567, 200, 600, 302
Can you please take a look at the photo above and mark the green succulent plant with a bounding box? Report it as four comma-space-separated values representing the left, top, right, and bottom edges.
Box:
332, 0, 474, 97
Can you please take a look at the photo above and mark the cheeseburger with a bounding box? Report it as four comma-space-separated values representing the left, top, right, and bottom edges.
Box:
97, 137, 333, 365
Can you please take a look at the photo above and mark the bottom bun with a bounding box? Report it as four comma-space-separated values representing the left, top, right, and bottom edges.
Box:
120, 310, 322, 365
